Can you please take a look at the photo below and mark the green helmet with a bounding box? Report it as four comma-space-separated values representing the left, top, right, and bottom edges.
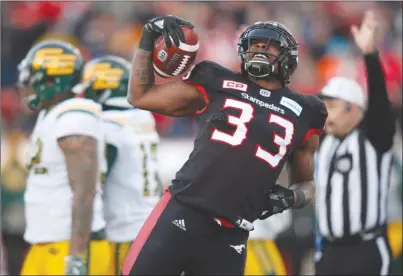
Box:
17, 40, 84, 110
73, 55, 132, 108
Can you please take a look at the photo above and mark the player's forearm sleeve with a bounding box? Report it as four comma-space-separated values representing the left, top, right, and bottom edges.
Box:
361, 51, 395, 152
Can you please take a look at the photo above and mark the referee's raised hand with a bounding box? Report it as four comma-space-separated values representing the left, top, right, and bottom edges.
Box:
351, 10, 379, 54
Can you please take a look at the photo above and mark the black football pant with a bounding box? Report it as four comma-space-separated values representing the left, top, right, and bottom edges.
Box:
121, 190, 249, 275
315, 232, 392, 275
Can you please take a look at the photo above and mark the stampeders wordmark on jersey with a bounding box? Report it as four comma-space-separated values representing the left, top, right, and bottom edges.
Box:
170, 61, 327, 223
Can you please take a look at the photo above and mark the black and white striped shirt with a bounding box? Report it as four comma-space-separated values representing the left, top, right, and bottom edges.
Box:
315, 52, 396, 239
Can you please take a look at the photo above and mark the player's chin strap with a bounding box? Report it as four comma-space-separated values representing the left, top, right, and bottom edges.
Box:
245, 59, 274, 78
243, 50, 287, 83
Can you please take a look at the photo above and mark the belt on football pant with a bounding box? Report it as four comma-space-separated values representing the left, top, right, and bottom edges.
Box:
213, 217, 254, 231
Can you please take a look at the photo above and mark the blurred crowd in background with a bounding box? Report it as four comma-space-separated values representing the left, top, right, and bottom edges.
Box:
1, 1, 402, 135
1, 1, 402, 275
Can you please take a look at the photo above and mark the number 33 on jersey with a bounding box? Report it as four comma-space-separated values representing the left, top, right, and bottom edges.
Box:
170, 61, 327, 222
210, 98, 294, 168
183, 61, 326, 167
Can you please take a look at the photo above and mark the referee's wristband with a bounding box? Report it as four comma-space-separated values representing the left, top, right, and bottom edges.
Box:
292, 190, 306, 209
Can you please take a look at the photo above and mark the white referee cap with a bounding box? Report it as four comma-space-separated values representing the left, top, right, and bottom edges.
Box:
320, 77, 367, 109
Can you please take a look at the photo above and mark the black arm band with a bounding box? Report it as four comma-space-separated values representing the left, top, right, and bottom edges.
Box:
364, 50, 379, 59
138, 27, 156, 52
292, 190, 306, 209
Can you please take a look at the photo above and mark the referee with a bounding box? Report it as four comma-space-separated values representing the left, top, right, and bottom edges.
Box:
315, 11, 395, 275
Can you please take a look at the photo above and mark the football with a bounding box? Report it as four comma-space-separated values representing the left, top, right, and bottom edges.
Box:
153, 26, 199, 78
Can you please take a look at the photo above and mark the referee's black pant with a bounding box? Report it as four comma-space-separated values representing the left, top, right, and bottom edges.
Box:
121, 190, 249, 275
315, 228, 392, 275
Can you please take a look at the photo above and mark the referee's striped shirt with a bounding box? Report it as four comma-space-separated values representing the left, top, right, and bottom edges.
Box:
315, 52, 396, 240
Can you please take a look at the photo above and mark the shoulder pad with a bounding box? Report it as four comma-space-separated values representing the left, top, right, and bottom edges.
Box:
133, 108, 155, 121
306, 94, 328, 130
102, 110, 121, 120
182, 61, 232, 85
306, 94, 327, 115
54, 98, 102, 119
127, 109, 156, 127
102, 111, 126, 127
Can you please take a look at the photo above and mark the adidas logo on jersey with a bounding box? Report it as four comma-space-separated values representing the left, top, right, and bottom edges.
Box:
172, 219, 186, 231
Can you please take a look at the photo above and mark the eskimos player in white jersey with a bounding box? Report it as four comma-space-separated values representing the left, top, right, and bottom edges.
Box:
74, 55, 162, 274
17, 40, 110, 275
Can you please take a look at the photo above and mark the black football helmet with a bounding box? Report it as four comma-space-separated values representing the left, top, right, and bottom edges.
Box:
238, 21, 299, 86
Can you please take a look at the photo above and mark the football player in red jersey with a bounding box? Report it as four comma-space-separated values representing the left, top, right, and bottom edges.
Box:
122, 15, 327, 275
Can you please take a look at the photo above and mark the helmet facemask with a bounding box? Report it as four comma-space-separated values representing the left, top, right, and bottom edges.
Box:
71, 77, 112, 105
18, 62, 78, 111
238, 22, 299, 86
73, 55, 133, 109
240, 38, 286, 79
17, 59, 45, 111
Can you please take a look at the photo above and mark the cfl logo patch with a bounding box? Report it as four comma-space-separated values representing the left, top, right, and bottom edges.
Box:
222, 80, 248, 92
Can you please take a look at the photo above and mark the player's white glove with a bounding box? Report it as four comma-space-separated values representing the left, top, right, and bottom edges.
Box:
65, 255, 86, 275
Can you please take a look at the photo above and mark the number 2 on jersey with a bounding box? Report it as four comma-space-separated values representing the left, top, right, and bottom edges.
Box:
27, 138, 48, 174
211, 98, 294, 168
